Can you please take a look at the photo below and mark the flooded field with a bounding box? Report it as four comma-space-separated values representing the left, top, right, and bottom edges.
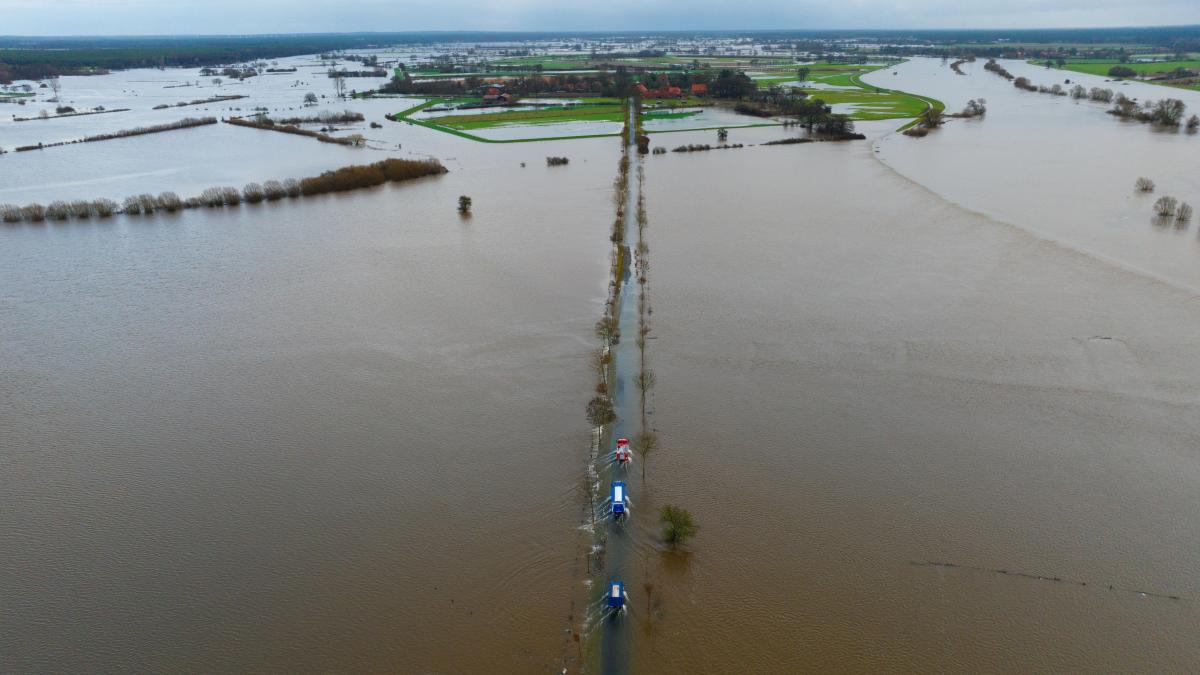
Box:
1, 97, 619, 670
870, 57, 1200, 291
5, 46, 1200, 674
628, 119, 1200, 670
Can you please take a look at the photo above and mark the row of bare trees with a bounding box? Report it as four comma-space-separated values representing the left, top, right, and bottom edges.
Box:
1, 199, 118, 222
1, 159, 447, 223
225, 116, 364, 146
1009, 74, 1196, 129
266, 109, 363, 125
151, 94, 245, 110
13, 117, 216, 152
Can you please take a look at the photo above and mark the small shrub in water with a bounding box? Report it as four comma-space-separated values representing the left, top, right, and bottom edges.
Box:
1135, 177, 1155, 193
1177, 202, 1193, 223
199, 187, 224, 208
46, 201, 71, 220
660, 505, 698, 546
69, 200, 92, 218
22, 203, 46, 222
1155, 195, 1178, 217
156, 192, 182, 212
92, 199, 117, 217
243, 182, 265, 203
262, 180, 286, 201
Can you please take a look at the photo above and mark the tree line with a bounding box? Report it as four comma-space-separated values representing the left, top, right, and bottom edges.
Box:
1, 158, 446, 223
224, 116, 364, 146
12, 116, 216, 152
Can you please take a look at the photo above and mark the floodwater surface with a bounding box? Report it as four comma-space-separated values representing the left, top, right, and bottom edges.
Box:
624, 121, 1200, 672
5, 51, 1200, 674
1, 124, 617, 672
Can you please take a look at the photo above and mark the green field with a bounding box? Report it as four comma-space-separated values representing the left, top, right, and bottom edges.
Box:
426, 103, 626, 129
421, 101, 701, 130
756, 63, 942, 125
390, 98, 623, 143
1041, 59, 1200, 90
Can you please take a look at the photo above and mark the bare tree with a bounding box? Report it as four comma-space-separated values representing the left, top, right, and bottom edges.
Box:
635, 369, 656, 417
303, 92, 318, 106
331, 69, 346, 98
919, 107, 945, 129
1135, 177, 1156, 193
1177, 202, 1193, 223
1154, 195, 1179, 217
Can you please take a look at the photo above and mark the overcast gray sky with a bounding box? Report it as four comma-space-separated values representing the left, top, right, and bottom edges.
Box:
3, 0, 1199, 35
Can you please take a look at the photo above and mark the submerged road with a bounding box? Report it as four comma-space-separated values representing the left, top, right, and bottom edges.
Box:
599, 98, 643, 675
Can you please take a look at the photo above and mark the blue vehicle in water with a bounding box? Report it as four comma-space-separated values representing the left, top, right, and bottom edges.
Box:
607, 580, 626, 610
611, 481, 627, 521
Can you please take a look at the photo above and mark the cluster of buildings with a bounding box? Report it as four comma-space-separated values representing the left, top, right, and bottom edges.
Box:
633, 82, 707, 98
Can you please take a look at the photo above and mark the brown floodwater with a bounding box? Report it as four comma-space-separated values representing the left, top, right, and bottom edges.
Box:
6, 54, 1200, 674
1, 133, 618, 673
625, 120, 1200, 672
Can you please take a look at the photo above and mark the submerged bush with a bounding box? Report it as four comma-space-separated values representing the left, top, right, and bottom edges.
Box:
69, 200, 92, 218
92, 199, 117, 217
243, 182, 265, 203
660, 505, 698, 546
1178, 203, 1194, 223
46, 201, 71, 220
1, 203, 22, 223
1135, 177, 1156, 193
123, 195, 143, 214
156, 191, 182, 212
960, 99, 987, 117
262, 180, 286, 200
199, 187, 225, 208
283, 178, 302, 198
21, 203, 46, 222
546, 156, 569, 166
22, 203, 48, 221
1155, 195, 1179, 217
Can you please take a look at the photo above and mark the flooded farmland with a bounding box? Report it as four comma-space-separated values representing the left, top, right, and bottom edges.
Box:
1, 64, 620, 668
628, 116, 1200, 669
4, 45, 1200, 674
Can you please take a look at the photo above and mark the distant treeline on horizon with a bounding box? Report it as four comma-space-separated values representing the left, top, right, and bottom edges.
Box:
1, 25, 1199, 81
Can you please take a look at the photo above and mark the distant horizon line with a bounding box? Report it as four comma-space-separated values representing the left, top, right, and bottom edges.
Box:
2, 24, 1200, 40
